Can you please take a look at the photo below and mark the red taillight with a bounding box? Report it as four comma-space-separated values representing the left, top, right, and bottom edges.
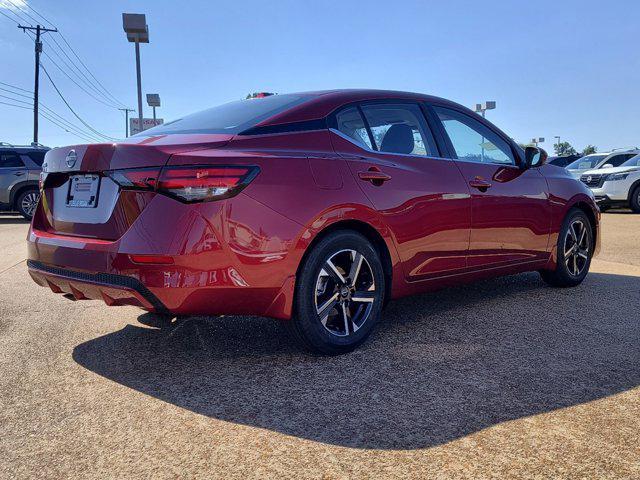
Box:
156, 165, 259, 202
108, 168, 160, 190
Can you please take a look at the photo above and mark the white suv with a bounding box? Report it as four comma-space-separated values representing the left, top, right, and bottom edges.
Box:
566, 150, 640, 180
580, 154, 640, 212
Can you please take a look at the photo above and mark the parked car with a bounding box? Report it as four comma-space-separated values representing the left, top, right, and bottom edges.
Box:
0, 143, 49, 219
27, 90, 600, 354
580, 154, 640, 212
566, 150, 640, 180
548, 154, 581, 167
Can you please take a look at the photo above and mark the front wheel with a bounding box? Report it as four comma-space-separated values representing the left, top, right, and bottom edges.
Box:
540, 208, 593, 287
290, 231, 385, 355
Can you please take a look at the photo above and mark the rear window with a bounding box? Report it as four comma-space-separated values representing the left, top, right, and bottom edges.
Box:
134, 94, 308, 136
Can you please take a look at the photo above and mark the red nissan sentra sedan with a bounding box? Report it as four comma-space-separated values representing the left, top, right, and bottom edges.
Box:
28, 90, 600, 354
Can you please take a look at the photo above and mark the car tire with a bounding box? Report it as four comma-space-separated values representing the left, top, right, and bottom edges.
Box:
290, 230, 385, 355
630, 186, 640, 213
539, 208, 593, 288
16, 188, 40, 220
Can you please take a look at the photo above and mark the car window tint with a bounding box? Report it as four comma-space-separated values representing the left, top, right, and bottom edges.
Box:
606, 154, 635, 167
135, 94, 308, 136
360, 104, 437, 156
0, 153, 24, 168
335, 107, 373, 149
27, 151, 46, 166
434, 107, 515, 165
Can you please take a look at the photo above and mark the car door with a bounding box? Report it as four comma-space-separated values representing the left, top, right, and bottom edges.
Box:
0, 150, 27, 205
431, 105, 551, 268
329, 102, 472, 281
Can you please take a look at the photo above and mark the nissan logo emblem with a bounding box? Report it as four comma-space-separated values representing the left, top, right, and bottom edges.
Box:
66, 150, 77, 168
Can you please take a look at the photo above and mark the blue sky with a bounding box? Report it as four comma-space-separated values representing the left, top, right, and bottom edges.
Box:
1, 0, 638, 154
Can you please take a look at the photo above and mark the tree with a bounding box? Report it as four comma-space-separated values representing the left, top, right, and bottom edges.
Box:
554, 141, 577, 156
582, 145, 597, 155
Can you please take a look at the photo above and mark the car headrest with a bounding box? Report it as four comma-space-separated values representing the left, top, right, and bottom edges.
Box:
380, 124, 414, 154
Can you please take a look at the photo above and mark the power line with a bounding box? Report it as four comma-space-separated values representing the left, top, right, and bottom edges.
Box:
42, 37, 122, 108
40, 63, 119, 141
22, 29, 121, 110
0, 85, 32, 99
18, 0, 129, 109
4, 0, 41, 26
1, 2, 32, 25
0, 9, 20, 24
0, 85, 106, 142
0, 100, 32, 110
0, 80, 33, 94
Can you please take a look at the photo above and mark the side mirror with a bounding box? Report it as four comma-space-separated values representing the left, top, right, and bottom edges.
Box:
601, 164, 613, 169
524, 146, 548, 168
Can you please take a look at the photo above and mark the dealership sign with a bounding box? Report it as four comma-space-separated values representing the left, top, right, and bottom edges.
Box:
130, 118, 164, 135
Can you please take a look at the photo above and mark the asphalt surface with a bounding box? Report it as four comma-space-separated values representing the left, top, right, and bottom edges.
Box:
1, 212, 639, 479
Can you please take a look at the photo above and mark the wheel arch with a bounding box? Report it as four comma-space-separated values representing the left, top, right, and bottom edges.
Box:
627, 179, 640, 204
10, 181, 39, 209
295, 219, 395, 305
568, 199, 599, 254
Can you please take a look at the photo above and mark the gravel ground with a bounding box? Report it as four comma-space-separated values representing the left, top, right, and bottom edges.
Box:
0, 212, 638, 479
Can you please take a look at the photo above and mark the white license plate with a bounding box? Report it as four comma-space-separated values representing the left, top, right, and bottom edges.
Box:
66, 175, 100, 208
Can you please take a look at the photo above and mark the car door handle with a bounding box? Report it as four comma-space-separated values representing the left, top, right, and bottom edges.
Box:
469, 178, 492, 191
14, 171, 25, 176
358, 168, 391, 184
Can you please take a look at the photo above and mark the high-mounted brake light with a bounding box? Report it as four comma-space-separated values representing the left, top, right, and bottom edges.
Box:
156, 165, 260, 202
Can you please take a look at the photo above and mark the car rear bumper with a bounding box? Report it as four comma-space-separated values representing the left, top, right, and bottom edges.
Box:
27, 260, 169, 313
26, 192, 305, 319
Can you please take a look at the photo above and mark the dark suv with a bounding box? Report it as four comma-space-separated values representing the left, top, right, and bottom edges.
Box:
0, 143, 49, 219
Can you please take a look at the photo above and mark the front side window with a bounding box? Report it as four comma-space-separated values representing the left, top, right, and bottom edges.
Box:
0, 152, 24, 168
567, 154, 607, 170
434, 107, 515, 165
335, 107, 373, 149
360, 104, 438, 156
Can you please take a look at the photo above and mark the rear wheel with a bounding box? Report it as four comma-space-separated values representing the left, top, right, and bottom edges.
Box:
630, 185, 640, 213
16, 188, 39, 220
540, 208, 593, 287
290, 231, 385, 355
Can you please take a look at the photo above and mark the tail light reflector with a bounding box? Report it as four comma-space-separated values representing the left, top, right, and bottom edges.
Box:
130, 254, 174, 265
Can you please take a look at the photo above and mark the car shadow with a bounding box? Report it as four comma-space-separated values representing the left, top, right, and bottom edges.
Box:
0, 214, 29, 224
72, 271, 640, 450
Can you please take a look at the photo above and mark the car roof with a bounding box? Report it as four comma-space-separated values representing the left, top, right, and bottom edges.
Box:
257, 89, 468, 126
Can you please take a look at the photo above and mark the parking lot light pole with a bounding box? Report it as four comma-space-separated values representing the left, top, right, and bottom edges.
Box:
474, 101, 496, 161
122, 14, 149, 130
531, 137, 545, 147
554, 136, 561, 153
146, 93, 160, 122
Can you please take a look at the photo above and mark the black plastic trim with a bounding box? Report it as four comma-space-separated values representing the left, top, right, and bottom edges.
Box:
239, 118, 327, 136
27, 260, 171, 314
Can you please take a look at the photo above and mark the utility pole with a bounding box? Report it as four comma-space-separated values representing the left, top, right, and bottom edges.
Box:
118, 108, 135, 137
18, 24, 58, 145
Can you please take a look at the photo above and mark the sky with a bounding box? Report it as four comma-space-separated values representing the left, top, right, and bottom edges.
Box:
0, 0, 638, 154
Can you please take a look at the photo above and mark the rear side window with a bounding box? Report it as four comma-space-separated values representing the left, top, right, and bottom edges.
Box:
27, 151, 46, 166
360, 104, 438, 156
434, 107, 515, 165
0, 152, 24, 168
606, 154, 636, 167
135, 94, 309, 136
335, 107, 373, 149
